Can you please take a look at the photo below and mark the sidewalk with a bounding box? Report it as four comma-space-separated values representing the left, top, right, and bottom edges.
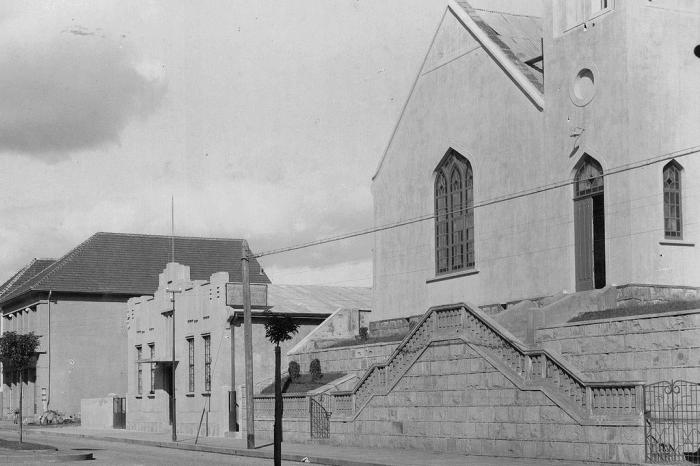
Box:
0, 423, 621, 466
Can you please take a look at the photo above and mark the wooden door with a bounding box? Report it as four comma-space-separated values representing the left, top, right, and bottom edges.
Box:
574, 197, 594, 291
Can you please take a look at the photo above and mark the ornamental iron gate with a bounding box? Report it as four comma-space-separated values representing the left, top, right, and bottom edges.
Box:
645, 380, 700, 463
309, 395, 331, 439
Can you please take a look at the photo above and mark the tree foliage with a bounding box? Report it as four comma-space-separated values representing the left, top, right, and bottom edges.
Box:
0, 331, 40, 371
263, 311, 299, 346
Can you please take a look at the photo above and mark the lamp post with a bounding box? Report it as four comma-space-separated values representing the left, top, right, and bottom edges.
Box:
166, 287, 182, 442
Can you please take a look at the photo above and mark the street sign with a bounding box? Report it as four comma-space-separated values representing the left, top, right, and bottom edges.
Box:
226, 283, 268, 309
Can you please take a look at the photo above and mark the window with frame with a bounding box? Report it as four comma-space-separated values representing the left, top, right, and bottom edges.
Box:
136, 345, 143, 395
663, 161, 683, 239
187, 337, 195, 393
148, 343, 155, 393
203, 335, 211, 392
558, 0, 613, 33
435, 150, 474, 274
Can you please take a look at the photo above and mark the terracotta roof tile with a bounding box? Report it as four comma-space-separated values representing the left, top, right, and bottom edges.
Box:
0, 232, 269, 305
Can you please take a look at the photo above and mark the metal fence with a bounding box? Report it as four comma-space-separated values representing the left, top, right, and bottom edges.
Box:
644, 380, 700, 463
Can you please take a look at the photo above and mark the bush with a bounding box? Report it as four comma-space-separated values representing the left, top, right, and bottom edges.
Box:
358, 327, 369, 341
309, 358, 322, 381
288, 360, 300, 380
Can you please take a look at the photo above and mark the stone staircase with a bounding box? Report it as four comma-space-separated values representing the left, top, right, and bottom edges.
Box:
328, 302, 643, 426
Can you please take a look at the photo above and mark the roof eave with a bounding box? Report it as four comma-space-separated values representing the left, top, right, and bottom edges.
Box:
448, 1, 544, 110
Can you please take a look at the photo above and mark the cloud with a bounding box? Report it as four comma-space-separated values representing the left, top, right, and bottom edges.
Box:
0, 27, 166, 159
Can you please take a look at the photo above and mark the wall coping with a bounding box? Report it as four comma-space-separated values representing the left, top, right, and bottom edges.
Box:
539, 307, 700, 330
292, 339, 401, 356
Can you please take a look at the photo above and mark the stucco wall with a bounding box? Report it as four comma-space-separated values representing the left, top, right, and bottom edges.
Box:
81, 397, 116, 429
50, 298, 127, 416
536, 309, 700, 384
126, 264, 324, 436
2, 296, 127, 419
290, 341, 400, 379
371, 1, 700, 322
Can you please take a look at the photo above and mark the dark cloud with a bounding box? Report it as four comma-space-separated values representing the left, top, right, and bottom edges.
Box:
0, 31, 166, 159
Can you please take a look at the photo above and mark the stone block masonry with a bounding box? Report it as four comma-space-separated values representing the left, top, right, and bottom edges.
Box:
261, 335, 643, 463
537, 309, 700, 383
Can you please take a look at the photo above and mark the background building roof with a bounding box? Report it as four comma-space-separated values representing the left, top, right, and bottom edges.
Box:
267, 284, 371, 315
0, 232, 269, 305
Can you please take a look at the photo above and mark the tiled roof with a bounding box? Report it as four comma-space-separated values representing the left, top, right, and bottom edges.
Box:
0, 258, 55, 299
0, 232, 269, 305
267, 284, 372, 315
456, 2, 544, 91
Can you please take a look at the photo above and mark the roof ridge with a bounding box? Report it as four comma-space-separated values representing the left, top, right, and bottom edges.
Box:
21, 234, 99, 295
0, 260, 33, 297
94, 231, 245, 242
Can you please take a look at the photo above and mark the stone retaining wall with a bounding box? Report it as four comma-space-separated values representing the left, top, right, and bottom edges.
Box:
536, 309, 700, 383
259, 339, 643, 464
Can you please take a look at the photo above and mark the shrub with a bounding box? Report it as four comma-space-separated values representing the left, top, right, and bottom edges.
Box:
288, 360, 300, 380
309, 358, 322, 381
358, 327, 369, 341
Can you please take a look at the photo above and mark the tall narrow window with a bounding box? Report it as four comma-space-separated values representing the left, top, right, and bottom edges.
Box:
434, 150, 474, 274
136, 346, 143, 395
149, 343, 155, 393
187, 337, 195, 393
663, 161, 683, 238
203, 335, 211, 392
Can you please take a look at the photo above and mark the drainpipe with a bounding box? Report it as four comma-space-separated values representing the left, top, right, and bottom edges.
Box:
46, 290, 52, 411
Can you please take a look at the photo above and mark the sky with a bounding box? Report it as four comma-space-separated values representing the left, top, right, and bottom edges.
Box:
0, 0, 541, 288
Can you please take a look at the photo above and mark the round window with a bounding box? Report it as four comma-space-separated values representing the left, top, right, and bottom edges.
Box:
570, 66, 598, 107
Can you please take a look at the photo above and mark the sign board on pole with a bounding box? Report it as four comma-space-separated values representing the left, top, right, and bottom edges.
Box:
226, 283, 268, 309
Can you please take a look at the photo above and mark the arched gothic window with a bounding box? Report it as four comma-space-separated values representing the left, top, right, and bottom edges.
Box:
663, 161, 683, 239
574, 157, 604, 198
435, 150, 474, 274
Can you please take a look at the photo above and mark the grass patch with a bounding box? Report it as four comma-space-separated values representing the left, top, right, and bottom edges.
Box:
569, 300, 700, 323
260, 372, 346, 394
324, 333, 406, 349
0, 438, 57, 451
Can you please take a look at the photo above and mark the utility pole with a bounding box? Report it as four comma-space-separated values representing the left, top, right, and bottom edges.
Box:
167, 287, 182, 442
242, 242, 255, 449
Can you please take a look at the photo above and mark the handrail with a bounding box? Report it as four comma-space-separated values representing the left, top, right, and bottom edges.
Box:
329, 303, 644, 425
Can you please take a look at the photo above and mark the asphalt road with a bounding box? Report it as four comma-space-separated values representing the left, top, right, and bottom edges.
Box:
0, 431, 300, 465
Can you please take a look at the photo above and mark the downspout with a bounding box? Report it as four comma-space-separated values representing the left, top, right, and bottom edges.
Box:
46, 290, 51, 411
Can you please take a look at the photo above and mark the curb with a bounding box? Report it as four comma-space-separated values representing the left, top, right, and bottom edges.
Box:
0, 451, 94, 463
17, 429, 392, 466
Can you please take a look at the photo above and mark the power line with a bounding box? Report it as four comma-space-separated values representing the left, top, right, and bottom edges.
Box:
253, 144, 700, 259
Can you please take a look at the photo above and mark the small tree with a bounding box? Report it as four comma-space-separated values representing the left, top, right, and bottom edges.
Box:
0, 331, 40, 444
263, 312, 299, 466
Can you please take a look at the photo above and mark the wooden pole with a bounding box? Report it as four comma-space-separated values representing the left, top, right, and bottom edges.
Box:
19, 370, 23, 444
274, 345, 282, 466
242, 243, 255, 449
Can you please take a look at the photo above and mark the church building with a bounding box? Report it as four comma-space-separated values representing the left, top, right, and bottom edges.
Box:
372, 0, 700, 320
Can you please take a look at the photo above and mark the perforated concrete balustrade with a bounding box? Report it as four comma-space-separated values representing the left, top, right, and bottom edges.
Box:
254, 303, 644, 427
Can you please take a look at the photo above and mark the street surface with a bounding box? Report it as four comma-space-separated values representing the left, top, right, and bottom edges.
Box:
0, 431, 299, 465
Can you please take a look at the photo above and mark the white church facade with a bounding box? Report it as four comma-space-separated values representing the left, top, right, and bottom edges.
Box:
371, 0, 700, 320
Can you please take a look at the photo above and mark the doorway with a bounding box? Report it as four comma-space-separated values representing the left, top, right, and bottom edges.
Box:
162, 364, 173, 425
574, 156, 606, 291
